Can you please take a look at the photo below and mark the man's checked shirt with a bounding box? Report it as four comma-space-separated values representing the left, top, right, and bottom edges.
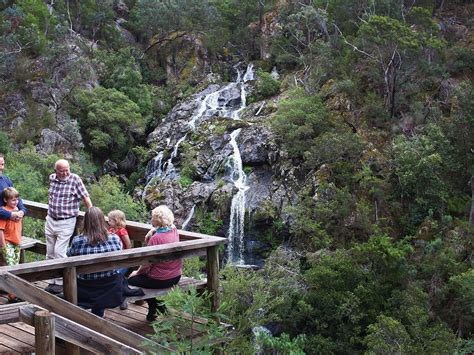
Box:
48, 173, 89, 219
67, 233, 122, 280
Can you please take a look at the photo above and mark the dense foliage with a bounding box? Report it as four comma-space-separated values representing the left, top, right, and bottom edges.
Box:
0, 0, 472, 353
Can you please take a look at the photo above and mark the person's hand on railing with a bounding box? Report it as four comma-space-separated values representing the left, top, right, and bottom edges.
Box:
144, 228, 156, 244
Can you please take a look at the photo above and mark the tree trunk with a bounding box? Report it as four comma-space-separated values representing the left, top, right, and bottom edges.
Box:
469, 175, 474, 226
259, 0, 265, 60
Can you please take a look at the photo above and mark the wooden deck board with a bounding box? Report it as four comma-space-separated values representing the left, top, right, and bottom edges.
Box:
0, 324, 33, 353
0, 301, 221, 353
104, 309, 153, 336
0, 342, 20, 354
0, 323, 36, 347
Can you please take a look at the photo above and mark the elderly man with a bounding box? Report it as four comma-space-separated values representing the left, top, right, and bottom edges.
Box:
45, 159, 93, 294
0, 154, 26, 221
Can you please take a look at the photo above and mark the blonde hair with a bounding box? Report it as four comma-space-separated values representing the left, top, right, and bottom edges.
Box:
151, 205, 174, 228
108, 210, 127, 228
3, 187, 19, 201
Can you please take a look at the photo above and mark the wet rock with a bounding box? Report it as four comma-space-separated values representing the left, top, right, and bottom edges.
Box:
119, 152, 138, 173
238, 125, 274, 165
185, 181, 218, 204
102, 159, 119, 175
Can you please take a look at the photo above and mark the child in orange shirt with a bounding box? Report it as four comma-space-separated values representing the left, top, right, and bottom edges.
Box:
0, 187, 23, 303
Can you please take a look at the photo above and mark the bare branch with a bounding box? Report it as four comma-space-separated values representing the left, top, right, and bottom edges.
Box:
334, 24, 378, 61
0, 41, 30, 58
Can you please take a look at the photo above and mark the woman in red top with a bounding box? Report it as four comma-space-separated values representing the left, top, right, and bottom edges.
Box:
128, 205, 182, 321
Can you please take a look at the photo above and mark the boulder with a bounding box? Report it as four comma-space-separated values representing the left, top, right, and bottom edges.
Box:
37, 129, 73, 158
102, 159, 119, 175
238, 125, 274, 165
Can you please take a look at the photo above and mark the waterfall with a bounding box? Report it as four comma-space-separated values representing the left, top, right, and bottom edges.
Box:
230, 63, 254, 119
144, 65, 256, 263
227, 128, 249, 264
163, 134, 187, 178
181, 204, 196, 230
145, 151, 164, 183
142, 151, 164, 198
144, 63, 255, 187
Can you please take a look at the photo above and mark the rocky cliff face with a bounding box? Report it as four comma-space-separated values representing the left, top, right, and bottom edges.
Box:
0, 32, 98, 159
142, 64, 296, 264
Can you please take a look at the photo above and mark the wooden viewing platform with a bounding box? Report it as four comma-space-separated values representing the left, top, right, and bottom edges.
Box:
0, 200, 227, 354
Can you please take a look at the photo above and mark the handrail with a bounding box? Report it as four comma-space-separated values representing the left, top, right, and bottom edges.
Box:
1, 239, 220, 281
23, 199, 215, 243
0, 272, 173, 353
19, 305, 143, 354
2, 199, 227, 352
18, 200, 226, 308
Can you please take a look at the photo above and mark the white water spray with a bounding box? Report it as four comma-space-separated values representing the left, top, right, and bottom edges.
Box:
227, 128, 249, 264
182, 204, 196, 230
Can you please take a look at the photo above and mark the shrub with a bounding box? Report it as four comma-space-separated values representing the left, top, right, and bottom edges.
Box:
146, 287, 228, 353
249, 69, 281, 103
179, 175, 193, 188
88, 175, 147, 222
0, 132, 12, 155
194, 209, 223, 236
271, 88, 331, 161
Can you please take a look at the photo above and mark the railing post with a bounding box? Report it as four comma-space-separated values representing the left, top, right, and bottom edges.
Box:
63, 267, 80, 355
34, 310, 55, 355
63, 267, 77, 305
206, 246, 220, 313
19, 249, 26, 264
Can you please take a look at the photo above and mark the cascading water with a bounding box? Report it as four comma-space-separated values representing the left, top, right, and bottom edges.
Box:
144, 63, 255, 264
227, 129, 249, 264
142, 151, 164, 198
181, 204, 196, 230
144, 63, 255, 186
163, 134, 187, 178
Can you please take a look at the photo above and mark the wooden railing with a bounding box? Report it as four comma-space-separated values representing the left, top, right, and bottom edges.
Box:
0, 199, 227, 353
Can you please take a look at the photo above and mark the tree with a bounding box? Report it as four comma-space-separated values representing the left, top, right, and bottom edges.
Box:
272, 3, 333, 92
52, 0, 117, 44
0, 0, 54, 56
96, 48, 153, 119
365, 315, 412, 353
71, 87, 145, 160
350, 8, 444, 117
355, 15, 420, 116
129, 0, 217, 43
392, 124, 454, 230
271, 88, 331, 161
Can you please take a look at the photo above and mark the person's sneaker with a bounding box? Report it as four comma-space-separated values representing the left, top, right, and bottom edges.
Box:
120, 300, 128, 310
7, 295, 22, 303
45, 284, 63, 294
146, 311, 157, 322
